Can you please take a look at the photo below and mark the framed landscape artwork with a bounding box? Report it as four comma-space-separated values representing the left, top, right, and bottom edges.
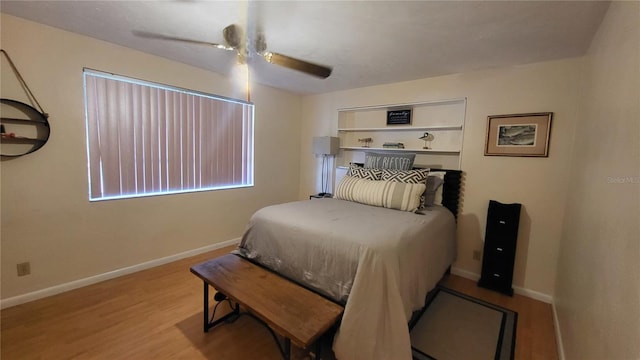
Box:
485, 112, 553, 157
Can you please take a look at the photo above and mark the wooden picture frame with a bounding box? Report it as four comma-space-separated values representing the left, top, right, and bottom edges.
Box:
484, 112, 553, 157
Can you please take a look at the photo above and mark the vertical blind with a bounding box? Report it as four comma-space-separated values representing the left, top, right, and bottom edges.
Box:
84, 70, 254, 201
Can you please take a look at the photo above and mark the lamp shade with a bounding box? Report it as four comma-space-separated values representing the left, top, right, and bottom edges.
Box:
312, 136, 340, 155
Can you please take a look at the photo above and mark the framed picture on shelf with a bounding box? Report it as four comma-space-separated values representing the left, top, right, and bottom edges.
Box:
386, 109, 411, 125
485, 112, 553, 157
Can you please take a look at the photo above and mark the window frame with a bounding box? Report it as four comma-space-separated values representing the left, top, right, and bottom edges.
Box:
83, 68, 255, 201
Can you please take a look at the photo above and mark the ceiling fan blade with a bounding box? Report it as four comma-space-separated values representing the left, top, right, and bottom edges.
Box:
263, 52, 332, 79
132, 30, 234, 51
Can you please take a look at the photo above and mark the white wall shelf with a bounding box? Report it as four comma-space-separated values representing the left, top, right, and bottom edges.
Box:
340, 146, 460, 154
335, 97, 467, 174
337, 125, 462, 132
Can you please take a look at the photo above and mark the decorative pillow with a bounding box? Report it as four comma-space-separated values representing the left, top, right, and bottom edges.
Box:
381, 168, 430, 183
382, 168, 431, 209
363, 152, 415, 170
424, 171, 446, 207
335, 176, 425, 212
347, 163, 382, 180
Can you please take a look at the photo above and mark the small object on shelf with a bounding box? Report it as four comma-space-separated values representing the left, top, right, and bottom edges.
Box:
1, 132, 17, 138
418, 132, 434, 149
358, 137, 372, 147
382, 142, 405, 149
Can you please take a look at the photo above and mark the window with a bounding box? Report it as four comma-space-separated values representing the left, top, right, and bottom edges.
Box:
83, 69, 254, 201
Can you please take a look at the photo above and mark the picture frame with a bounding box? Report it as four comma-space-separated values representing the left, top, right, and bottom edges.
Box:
484, 112, 553, 157
386, 109, 412, 125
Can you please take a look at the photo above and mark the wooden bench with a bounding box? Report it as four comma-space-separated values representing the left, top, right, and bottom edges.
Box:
190, 254, 344, 360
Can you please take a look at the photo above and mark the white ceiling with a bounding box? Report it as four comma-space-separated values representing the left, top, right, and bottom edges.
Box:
1, 1, 610, 95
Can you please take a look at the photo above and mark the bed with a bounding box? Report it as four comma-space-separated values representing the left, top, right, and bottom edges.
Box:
234, 164, 462, 360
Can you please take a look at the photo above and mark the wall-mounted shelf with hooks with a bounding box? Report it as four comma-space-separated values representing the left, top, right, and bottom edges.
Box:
1, 99, 51, 157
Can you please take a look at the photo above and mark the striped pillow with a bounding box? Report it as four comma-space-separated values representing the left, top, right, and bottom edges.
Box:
382, 168, 431, 209
335, 176, 426, 212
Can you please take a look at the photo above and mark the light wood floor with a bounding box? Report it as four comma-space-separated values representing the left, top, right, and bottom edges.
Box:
1, 245, 558, 360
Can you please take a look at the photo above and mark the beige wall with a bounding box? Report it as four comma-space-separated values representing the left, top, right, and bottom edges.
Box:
300, 58, 584, 297
555, 2, 640, 359
0, 14, 302, 299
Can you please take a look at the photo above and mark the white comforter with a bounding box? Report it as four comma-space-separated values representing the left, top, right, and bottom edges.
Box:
234, 198, 456, 360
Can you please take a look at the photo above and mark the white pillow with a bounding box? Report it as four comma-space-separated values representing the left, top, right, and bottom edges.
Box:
335, 176, 425, 212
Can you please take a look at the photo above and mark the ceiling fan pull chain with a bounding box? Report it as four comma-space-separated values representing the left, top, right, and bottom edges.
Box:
0, 49, 49, 118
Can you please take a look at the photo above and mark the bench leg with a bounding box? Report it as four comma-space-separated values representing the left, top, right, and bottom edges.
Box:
283, 338, 290, 360
200, 281, 295, 360
315, 335, 322, 360
201, 281, 239, 332
203, 282, 209, 332
244, 312, 292, 360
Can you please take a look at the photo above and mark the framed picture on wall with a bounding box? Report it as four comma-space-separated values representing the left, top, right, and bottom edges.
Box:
484, 112, 553, 157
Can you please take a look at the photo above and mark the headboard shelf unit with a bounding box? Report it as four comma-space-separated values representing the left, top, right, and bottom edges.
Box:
340, 147, 459, 154
337, 125, 463, 132
335, 97, 466, 172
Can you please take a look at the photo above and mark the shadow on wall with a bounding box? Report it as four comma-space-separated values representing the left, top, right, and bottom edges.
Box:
457, 213, 482, 266
512, 205, 531, 288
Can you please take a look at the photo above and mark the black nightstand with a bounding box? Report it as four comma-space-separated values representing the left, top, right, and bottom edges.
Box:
478, 200, 522, 296
309, 193, 332, 199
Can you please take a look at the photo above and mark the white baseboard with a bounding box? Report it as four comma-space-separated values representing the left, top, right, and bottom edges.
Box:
451, 266, 553, 304
451, 266, 480, 281
552, 301, 566, 360
0, 238, 240, 310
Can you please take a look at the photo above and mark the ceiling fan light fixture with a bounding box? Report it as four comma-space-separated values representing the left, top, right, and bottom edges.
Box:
255, 32, 268, 55
262, 51, 274, 63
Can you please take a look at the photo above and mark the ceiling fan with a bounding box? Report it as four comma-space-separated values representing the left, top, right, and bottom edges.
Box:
133, 24, 332, 79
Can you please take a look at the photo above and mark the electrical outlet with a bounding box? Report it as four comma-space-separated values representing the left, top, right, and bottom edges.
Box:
473, 250, 481, 261
17, 262, 31, 276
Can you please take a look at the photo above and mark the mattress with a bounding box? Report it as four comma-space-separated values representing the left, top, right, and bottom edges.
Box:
234, 198, 456, 360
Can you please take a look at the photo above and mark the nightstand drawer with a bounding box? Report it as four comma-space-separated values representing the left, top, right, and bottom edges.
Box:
486, 218, 519, 239
482, 256, 509, 276
488, 244, 515, 259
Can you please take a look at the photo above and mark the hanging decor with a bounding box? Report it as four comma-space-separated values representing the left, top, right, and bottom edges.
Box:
0, 49, 51, 158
